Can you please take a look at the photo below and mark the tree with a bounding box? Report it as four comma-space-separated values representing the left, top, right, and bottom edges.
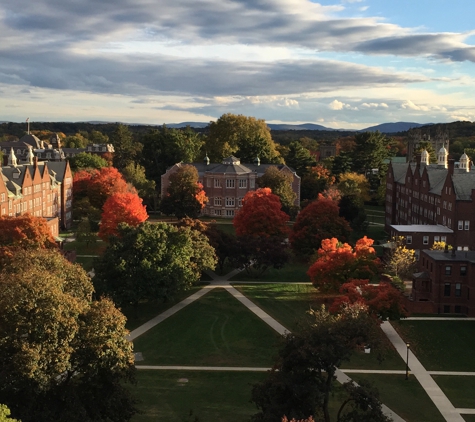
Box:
337, 173, 370, 202
69, 152, 109, 171
0, 215, 57, 259
284, 141, 317, 177
330, 279, 407, 321
205, 224, 237, 275
350, 132, 394, 175
301, 165, 335, 202
257, 167, 297, 215
307, 237, 381, 293
98, 192, 148, 240
109, 124, 142, 172
338, 195, 368, 233
0, 405, 20, 422
94, 222, 216, 308
0, 249, 136, 422
431, 241, 452, 251
251, 304, 386, 422
160, 165, 208, 218
233, 188, 289, 240
63, 133, 89, 148
75, 218, 97, 247
121, 163, 157, 208
384, 237, 417, 280
205, 113, 282, 163
290, 197, 352, 259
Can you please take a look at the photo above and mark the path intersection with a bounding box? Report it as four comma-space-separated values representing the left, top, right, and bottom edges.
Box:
128, 269, 475, 422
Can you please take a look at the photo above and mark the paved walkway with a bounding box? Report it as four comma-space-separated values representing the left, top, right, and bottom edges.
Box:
128, 269, 475, 421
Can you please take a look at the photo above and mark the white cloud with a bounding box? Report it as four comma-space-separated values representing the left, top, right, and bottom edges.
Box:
329, 99, 345, 110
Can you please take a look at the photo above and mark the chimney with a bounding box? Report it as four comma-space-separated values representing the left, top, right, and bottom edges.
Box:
415, 153, 421, 168
448, 158, 455, 175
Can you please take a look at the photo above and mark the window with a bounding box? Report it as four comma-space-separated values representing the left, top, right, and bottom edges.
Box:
443, 305, 450, 313
460, 266, 467, 276
239, 179, 247, 188
406, 236, 412, 245
0, 193, 4, 202
226, 179, 235, 188
238, 197, 243, 207
441, 236, 447, 243
225, 197, 235, 207
443, 201, 447, 209
226, 210, 234, 217
455, 283, 462, 297
444, 283, 451, 296
455, 305, 461, 314
215, 209, 221, 216
445, 266, 452, 276
423, 236, 429, 245
206, 178, 211, 187
250, 179, 255, 188
465, 221, 470, 230
448, 202, 452, 211
214, 197, 222, 206
434, 236, 440, 243
458, 220, 464, 230
214, 179, 222, 188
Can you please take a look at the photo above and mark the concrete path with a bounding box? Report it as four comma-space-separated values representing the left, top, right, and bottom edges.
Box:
405, 317, 475, 321
381, 321, 465, 422
136, 365, 270, 372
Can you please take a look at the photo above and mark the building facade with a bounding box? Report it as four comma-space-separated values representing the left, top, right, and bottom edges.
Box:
0, 149, 73, 230
385, 148, 475, 251
161, 156, 300, 218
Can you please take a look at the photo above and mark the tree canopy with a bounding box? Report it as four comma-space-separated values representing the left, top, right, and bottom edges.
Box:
0, 249, 136, 422
284, 141, 317, 177
301, 165, 335, 202
350, 132, 394, 175
205, 113, 282, 163
257, 167, 297, 215
109, 124, 142, 172
94, 222, 216, 308
68, 152, 109, 171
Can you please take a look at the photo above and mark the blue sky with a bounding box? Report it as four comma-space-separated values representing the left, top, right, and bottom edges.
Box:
1, 0, 475, 129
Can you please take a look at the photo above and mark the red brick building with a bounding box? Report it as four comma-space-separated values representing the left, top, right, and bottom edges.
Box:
161, 156, 300, 218
385, 148, 475, 252
412, 249, 475, 316
0, 149, 73, 231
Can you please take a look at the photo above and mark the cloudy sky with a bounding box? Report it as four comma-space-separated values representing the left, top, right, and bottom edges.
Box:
1, 0, 475, 129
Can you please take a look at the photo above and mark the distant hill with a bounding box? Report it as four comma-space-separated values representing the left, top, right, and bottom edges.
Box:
361, 122, 429, 133
267, 123, 335, 131
166, 122, 209, 129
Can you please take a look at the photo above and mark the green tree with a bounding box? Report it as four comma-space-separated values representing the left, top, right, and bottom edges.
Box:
257, 167, 297, 216
351, 132, 394, 175
160, 165, 208, 218
94, 222, 216, 308
75, 217, 97, 247
338, 195, 368, 233
69, 152, 109, 171
251, 304, 386, 422
0, 249, 136, 422
63, 133, 89, 148
109, 124, 142, 172
285, 141, 317, 177
205, 113, 282, 163
121, 162, 157, 208
415, 140, 436, 163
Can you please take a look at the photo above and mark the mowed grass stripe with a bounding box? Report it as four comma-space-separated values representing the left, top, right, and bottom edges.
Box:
432, 375, 475, 409
393, 320, 475, 371
133, 288, 280, 367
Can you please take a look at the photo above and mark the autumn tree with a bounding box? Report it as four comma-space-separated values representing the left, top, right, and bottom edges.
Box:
307, 237, 381, 293
94, 222, 216, 308
384, 237, 417, 280
160, 165, 208, 219
98, 192, 148, 240
251, 304, 387, 422
0, 215, 57, 260
290, 197, 351, 259
69, 152, 109, 171
109, 124, 143, 172
205, 113, 282, 163
0, 249, 136, 422
330, 279, 407, 321
0, 405, 19, 422
431, 241, 453, 251
257, 167, 297, 216
337, 173, 370, 202
234, 188, 289, 240
301, 165, 336, 202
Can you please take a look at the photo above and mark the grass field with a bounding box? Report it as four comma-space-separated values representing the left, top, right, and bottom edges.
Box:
133, 288, 280, 367
350, 373, 446, 422
432, 376, 475, 409
393, 320, 475, 371
229, 261, 311, 282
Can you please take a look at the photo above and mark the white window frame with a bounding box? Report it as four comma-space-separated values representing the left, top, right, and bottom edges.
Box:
239, 179, 247, 188
226, 179, 235, 188
406, 235, 412, 245
225, 197, 235, 207
423, 236, 429, 245
465, 220, 470, 230
458, 220, 464, 230
214, 179, 222, 188
214, 197, 222, 206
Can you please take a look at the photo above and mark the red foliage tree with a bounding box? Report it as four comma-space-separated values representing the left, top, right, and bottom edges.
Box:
98, 192, 148, 240
290, 195, 351, 258
330, 279, 407, 321
307, 237, 381, 293
233, 188, 289, 239
0, 215, 57, 258
73, 167, 133, 210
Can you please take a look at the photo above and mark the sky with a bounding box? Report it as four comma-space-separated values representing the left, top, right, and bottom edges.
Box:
1, 0, 475, 129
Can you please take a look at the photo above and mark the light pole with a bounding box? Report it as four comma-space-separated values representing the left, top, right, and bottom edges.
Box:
405, 343, 410, 380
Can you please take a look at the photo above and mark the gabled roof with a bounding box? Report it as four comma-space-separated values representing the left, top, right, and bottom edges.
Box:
390, 163, 409, 183
452, 172, 475, 200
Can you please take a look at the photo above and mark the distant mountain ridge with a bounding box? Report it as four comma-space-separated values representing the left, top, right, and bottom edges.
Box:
361, 122, 430, 133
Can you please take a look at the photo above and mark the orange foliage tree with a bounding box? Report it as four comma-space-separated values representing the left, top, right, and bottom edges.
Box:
233, 188, 289, 240
290, 196, 351, 258
330, 279, 407, 321
307, 237, 381, 293
98, 192, 148, 240
0, 215, 57, 258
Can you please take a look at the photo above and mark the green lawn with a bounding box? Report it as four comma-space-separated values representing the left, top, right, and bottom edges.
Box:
229, 261, 311, 282
75, 256, 95, 272
393, 320, 475, 371
63, 239, 106, 255
463, 415, 475, 422
133, 288, 280, 367
131, 370, 266, 422
432, 376, 475, 409
350, 374, 446, 422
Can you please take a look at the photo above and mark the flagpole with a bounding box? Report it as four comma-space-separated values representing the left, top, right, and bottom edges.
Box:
26, 117, 30, 134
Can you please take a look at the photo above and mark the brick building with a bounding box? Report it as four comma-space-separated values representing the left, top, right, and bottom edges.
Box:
161, 156, 300, 218
385, 147, 475, 252
412, 249, 475, 316
0, 148, 73, 231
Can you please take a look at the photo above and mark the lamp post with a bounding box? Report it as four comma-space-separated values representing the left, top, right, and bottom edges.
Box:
405, 343, 410, 380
